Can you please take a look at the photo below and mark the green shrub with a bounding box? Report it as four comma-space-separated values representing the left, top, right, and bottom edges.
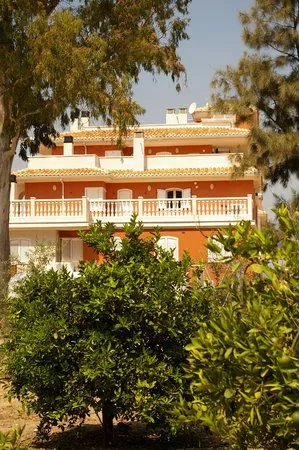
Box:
179, 206, 299, 450
5, 217, 209, 446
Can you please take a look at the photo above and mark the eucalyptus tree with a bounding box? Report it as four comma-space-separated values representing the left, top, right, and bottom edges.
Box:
0, 0, 190, 280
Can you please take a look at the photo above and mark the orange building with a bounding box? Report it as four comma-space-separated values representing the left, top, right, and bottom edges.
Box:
9, 106, 265, 268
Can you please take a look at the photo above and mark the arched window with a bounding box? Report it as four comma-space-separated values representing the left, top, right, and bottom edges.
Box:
157, 188, 191, 209
117, 189, 132, 200
158, 236, 179, 260
117, 189, 134, 216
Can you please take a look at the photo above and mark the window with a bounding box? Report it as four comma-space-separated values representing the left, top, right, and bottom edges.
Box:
85, 187, 105, 199
10, 239, 31, 263
158, 236, 179, 260
157, 188, 191, 209
117, 189, 132, 200
60, 238, 83, 265
117, 189, 133, 215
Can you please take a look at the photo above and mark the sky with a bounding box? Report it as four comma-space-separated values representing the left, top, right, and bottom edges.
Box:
13, 0, 298, 215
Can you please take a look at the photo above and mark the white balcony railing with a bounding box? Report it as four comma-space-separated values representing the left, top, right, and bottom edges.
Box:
10, 195, 253, 228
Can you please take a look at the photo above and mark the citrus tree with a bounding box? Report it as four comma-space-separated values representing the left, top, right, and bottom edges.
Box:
4, 218, 208, 446
179, 207, 299, 449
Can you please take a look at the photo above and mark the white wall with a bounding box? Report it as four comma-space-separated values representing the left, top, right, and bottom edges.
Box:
10, 230, 58, 264
146, 153, 234, 170
28, 155, 99, 169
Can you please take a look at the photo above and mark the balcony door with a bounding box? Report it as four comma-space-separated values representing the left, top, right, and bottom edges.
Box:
85, 187, 105, 216
117, 189, 133, 216
157, 188, 191, 210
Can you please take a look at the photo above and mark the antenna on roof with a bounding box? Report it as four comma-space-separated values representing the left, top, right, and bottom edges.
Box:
188, 102, 197, 115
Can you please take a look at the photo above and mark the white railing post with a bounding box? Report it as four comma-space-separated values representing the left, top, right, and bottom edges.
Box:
138, 196, 143, 219
30, 197, 36, 217
247, 194, 253, 220
191, 195, 197, 216
82, 196, 89, 221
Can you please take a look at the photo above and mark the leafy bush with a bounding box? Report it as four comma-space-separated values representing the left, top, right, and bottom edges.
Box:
179, 206, 299, 450
5, 217, 209, 445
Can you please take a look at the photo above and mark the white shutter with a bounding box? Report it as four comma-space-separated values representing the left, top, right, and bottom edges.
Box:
166, 237, 179, 261
157, 189, 166, 199
158, 237, 179, 261
85, 188, 104, 199
117, 189, 132, 200
182, 188, 191, 209
71, 239, 83, 263
183, 188, 191, 198
61, 239, 71, 262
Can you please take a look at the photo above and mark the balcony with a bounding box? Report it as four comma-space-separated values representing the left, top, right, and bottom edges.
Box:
9, 195, 254, 229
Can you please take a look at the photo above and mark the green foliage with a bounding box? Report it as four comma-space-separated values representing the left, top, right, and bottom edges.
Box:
179, 206, 299, 449
0, 0, 191, 275
0, 0, 190, 157
212, 0, 299, 185
5, 217, 207, 438
0, 426, 28, 450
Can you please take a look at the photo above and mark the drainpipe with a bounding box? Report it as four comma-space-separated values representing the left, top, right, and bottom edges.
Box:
133, 131, 145, 171
60, 179, 65, 199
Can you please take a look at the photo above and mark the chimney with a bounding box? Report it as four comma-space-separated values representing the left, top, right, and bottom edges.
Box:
80, 110, 90, 129
133, 131, 145, 171
165, 108, 177, 125
177, 107, 188, 124
10, 174, 17, 201
70, 118, 79, 132
165, 108, 188, 124
63, 136, 74, 156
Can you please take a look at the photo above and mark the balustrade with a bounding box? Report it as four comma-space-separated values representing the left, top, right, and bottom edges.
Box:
10, 195, 253, 225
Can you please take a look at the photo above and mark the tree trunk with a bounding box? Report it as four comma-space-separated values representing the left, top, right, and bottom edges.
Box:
102, 402, 114, 447
0, 139, 13, 291
0, 85, 14, 298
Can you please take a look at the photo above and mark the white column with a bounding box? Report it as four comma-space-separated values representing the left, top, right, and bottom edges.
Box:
133, 131, 145, 171
247, 194, 253, 220
30, 197, 36, 217
82, 196, 90, 222
63, 136, 74, 155
138, 196, 143, 218
192, 195, 197, 216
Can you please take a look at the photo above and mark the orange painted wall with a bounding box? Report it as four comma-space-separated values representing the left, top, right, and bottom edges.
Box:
25, 180, 254, 200
105, 180, 254, 200
25, 181, 106, 199
59, 228, 213, 263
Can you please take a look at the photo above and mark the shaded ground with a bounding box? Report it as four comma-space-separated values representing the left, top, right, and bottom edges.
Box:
0, 380, 228, 450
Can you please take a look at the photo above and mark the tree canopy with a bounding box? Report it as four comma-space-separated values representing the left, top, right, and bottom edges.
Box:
4, 218, 207, 446
178, 206, 299, 449
0, 0, 190, 277
212, 0, 299, 187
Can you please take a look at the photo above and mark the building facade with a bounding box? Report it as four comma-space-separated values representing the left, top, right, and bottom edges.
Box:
9, 106, 265, 269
